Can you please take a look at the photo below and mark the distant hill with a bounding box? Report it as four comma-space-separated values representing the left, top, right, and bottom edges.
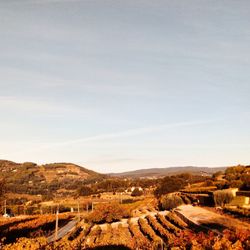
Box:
0, 160, 228, 197
109, 166, 227, 179
0, 160, 104, 197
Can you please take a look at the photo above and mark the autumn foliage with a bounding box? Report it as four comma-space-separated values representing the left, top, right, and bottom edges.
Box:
2, 211, 250, 250
0, 213, 73, 244
86, 202, 130, 224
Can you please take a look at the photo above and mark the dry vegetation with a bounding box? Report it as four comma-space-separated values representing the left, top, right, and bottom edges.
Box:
1, 164, 250, 249
1, 210, 250, 250
0, 213, 73, 245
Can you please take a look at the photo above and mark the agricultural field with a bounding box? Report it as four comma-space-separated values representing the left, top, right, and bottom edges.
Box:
0, 213, 74, 245
1, 164, 250, 249
1, 204, 250, 250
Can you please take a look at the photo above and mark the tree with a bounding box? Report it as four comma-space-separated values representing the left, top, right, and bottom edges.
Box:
204, 180, 214, 187
154, 176, 185, 197
86, 202, 130, 224
131, 188, 143, 197
212, 171, 224, 180
78, 186, 93, 196
229, 180, 243, 189
160, 194, 183, 210
0, 179, 5, 200
241, 174, 250, 190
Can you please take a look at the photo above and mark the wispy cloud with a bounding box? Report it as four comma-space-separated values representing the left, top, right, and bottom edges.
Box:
50, 119, 215, 146
1, 0, 81, 6
1, 120, 217, 160
0, 96, 81, 115
5, 119, 217, 158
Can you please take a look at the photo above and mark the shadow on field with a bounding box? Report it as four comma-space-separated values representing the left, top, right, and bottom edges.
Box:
86, 245, 131, 250
0, 217, 37, 233
200, 222, 227, 232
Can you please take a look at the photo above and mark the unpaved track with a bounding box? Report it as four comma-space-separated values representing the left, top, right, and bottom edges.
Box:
47, 219, 78, 243
176, 205, 250, 231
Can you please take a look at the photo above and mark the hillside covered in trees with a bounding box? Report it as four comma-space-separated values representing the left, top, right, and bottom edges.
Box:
0, 160, 104, 198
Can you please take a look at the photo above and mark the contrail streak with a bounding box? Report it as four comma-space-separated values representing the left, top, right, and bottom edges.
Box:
50, 119, 214, 147
3, 119, 217, 158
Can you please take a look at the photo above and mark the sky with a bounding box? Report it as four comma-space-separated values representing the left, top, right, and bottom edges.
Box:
0, 0, 250, 173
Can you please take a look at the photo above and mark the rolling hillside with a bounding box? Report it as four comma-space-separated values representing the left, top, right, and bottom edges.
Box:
0, 160, 104, 196
0, 160, 228, 197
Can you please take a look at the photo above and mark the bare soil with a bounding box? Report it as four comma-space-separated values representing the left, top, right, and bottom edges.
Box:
176, 204, 250, 231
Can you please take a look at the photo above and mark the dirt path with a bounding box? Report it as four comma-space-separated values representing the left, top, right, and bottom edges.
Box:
176, 205, 250, 231
47, 219, 78, 243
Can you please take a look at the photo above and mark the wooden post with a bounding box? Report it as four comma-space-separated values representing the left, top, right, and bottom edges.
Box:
4, 200, 6, 215
55, 205, 59, 241
77, 200, 80, 221
161, 238, 164, 250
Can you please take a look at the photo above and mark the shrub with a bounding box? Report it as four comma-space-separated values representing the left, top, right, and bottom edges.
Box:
160, 194, 183, 210
22, 162, 37, 168
146, 215, 173, 243
165, 212, 187, 229
156, 213, 180, 234
138, 218, 161, 242
213, 190, 234, 207
128, 219, 151, 249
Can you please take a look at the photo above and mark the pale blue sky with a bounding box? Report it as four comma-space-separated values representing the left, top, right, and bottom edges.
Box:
0, 0, 250, 173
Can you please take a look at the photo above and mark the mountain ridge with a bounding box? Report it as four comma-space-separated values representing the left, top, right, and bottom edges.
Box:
109, 166, 227, 178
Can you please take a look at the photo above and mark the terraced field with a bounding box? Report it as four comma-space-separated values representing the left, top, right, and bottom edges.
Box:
2, 207, 250, 249
0, 213, 74, 244
49, 207, 249, 250
58, 211, 195, 249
